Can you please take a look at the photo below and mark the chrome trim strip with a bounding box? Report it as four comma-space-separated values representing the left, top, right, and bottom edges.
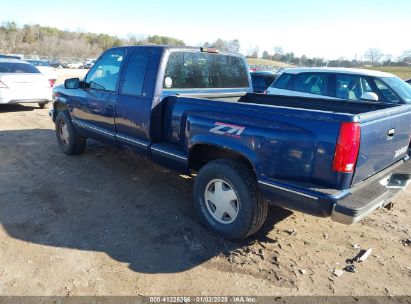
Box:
258, 180, 318, 200
151, 147, 187, 161
72, 119, 114, 138
116, 134, 149, 148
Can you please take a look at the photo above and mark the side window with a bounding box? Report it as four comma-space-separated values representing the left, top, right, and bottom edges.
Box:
336, 75, 374, 101
373, 79, 400, 103
85, 49, 124, 92
273, 73, 292, 89
120, 49, 150, 96
294, 73, 329, 95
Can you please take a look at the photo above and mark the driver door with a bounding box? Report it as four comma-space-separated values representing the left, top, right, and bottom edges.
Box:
71, 48, 125, 144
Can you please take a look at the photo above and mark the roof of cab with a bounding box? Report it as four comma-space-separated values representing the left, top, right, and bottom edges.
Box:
109, 45, 243, 57
281, 67, 395, 78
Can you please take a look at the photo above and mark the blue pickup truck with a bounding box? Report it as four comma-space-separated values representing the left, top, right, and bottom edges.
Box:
50, 46, 411, 239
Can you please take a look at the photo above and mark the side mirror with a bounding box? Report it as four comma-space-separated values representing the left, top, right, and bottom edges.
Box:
361, 92, 379, 102
64, 78, 80, 89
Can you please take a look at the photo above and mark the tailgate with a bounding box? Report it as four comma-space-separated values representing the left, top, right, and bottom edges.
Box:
353, 106, 411, 185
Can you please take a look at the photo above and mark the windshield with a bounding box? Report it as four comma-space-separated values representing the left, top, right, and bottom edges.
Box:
164, 51, 249, 89
381, 77, 411, 104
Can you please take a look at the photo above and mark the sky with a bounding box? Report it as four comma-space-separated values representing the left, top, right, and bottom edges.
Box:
0, 0, 410, 60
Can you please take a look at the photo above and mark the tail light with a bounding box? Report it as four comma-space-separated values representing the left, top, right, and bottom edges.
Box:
0, 80, 8, 88
332, 122, 361, 173
49, 79, 55, 87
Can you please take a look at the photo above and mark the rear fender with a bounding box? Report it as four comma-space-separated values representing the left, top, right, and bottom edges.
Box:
188, 134, 261, 177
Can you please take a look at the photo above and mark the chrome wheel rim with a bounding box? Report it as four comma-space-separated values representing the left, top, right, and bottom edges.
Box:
59, 121, 70, 146
204, 179, 239, 224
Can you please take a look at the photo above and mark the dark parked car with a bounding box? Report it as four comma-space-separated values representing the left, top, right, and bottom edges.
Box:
250, 71, 278, 93
406, 78, 411, 85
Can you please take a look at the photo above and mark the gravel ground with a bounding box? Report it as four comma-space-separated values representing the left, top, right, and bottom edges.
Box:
0, 100, 410, 296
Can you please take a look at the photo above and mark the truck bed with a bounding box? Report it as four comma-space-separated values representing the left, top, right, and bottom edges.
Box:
179, 92, 399, 114
165, 93, 411, 191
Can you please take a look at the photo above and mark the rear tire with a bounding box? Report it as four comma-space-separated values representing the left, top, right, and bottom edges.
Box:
193, 159, 268, 240
55, 111, 86, 155
38, 102, 48, 109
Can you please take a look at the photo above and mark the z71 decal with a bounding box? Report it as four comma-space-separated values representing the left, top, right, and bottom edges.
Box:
209, 122, 245, 138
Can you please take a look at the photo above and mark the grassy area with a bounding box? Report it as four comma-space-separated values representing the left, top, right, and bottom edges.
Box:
247, 58, 292, 68
361, 66, 411, 80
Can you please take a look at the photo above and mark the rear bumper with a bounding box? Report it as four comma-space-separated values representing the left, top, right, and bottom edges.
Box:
259, 156, 410, 224
331, 188, 402, 224
331, 159, 410, 224
0, 88, 52, 104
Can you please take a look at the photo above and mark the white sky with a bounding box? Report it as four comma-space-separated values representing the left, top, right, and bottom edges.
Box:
0, 0, 410, 60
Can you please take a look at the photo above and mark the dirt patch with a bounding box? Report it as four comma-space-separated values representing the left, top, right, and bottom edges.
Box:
0, 104, 410, 295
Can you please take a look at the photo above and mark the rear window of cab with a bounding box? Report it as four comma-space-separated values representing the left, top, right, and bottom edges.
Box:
163, 51, 249, 89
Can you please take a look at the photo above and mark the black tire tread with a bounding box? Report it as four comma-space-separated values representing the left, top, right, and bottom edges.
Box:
220, 159, 268, 238
197, 159, 268, 239
55, 111, 86, 155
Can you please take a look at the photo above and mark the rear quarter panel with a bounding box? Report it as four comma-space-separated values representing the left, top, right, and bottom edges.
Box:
163, 96, 354, 189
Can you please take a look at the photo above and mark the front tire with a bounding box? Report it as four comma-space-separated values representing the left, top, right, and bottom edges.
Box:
38, 102, 48, 109
193, 159, 268, 240
55, 111, 86, 155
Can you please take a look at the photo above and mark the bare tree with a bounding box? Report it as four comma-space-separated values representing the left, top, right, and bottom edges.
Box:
400, 49, 411, 63
207, 39, 240, 53
384, 54, 393, 66
364, 48, 383, 65
272, 46, 283, 61
226, 39, 240, 53
246, 45, 259, 58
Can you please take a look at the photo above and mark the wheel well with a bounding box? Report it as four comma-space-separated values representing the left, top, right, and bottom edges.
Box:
189, 144, 255, 174
54, 101, 68, 113
53, 102, 69, 121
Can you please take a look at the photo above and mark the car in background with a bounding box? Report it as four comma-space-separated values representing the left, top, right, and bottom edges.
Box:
266, 68, 411, 104
49, 60, 64, 68
26, 59, 57, 85
406, 78, 411, 85
0, 54, 22, 59
250, 70, 278, 93
67, 62, 83, 69
83, 59, 95, 69
0, 58, 53, 108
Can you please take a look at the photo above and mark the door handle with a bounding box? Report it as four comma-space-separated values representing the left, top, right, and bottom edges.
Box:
387, 128, 395, 140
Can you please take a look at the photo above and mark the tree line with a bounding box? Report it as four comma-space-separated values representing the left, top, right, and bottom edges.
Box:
0, 21, 185, 59
1, 20, 410, 67
249, 46, 411, 67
